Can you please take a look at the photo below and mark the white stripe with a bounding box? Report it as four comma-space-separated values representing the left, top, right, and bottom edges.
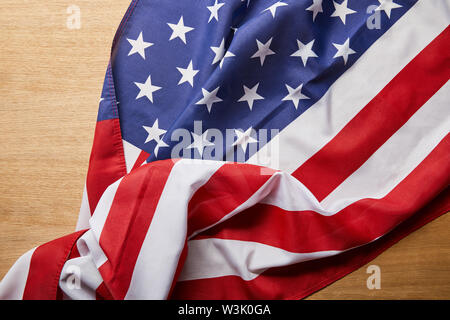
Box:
179, 239, 341, 281
59, 255, 103, 300
75, 184, 91, 231
89, 177, 123, 241
123, 139, 143, 173
321, 81, 450, 209
76, 230, 108, 270
247, 0, 449, 172
141, 160, 148, 166
73, 178, 123, 271
125, 159, 224, 299
0, 248, 36, 299
258, 171, 333, 214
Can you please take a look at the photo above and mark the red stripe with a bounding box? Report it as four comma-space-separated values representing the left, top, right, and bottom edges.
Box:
172, 187, 449, 300
98, 159, 177, 299
292, 26, 450, 201
194, 134, 450, 253
23, 230, 86, 300
187, 163, 275, 237
131, 150, 151, 171
95, 282, 114, 300
86, 119, 127, 212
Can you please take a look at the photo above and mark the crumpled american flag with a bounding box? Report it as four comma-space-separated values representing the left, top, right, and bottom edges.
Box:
0, 0, 449, 300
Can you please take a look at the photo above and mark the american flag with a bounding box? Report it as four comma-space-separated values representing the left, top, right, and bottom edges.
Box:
0, 0, 449, 299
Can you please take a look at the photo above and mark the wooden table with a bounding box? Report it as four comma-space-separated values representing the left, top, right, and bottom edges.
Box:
0, 1, 448, 299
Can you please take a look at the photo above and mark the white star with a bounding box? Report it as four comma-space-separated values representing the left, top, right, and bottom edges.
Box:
143, 119, 166, 144
282, 83, 310, 109
262, 1, 288, 18
238, 83, 264, 110
251, 38, 276, 66
291, 39, 318, 66
211, 38, 235, 68
333, 38, 356, 65
187, 130, 214, 157
376, 0, 402, 18
233, 127, 258, 153
154, 138, 169, 158
177, 60, 199, 87
167, 16, 194, 44
306, 0, 323, 21
134, 75, 161, 103
127, 32, 153, 59
207, 0, 225, 23
331, 0, 356, 24
196, 87, 223, 113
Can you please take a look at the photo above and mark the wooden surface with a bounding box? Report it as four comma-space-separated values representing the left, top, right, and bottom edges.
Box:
0, 1, 448, 300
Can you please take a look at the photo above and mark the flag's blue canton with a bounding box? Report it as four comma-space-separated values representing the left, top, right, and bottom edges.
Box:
97, 0, 417, 163
98, 64, 118, 121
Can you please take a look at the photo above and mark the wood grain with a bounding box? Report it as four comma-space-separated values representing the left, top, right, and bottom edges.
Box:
0, 1, 448, 299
